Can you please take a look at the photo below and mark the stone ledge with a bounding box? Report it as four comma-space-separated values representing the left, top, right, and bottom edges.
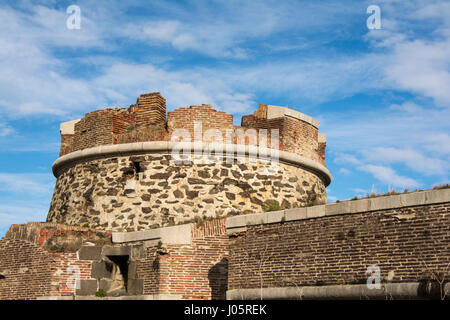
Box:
227, 282, 450, 300
52, 142, 332, 186
226, 188, 450, 232
112, 223, 192, 245
266, 105, 319, 129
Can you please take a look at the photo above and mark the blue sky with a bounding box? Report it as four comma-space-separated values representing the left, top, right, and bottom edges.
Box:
0, 0, 449, 237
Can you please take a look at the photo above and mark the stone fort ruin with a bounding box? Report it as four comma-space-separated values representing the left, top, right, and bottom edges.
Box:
0, 92, 449, 300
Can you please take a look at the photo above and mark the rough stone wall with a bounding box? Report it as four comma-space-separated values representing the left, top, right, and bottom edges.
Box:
134, 219, 229, 300
47, 153, 326, 231
228, 203, 450, 290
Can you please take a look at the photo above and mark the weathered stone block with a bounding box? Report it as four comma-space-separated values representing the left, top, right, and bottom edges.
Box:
91, 261, 113, 279
103, 246, 131, 256
78, 246, 102, 261
76, 279, 98, 296
127, 279, 144, 295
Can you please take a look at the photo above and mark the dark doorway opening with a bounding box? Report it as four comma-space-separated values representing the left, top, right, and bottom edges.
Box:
105, 255, 129, 295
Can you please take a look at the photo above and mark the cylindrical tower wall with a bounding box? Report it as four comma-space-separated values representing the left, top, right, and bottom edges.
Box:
47, 143, 330, 231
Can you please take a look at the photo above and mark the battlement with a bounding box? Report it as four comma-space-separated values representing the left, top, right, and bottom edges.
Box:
59, 92, 326, 165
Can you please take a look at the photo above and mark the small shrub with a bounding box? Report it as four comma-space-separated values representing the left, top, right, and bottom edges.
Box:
264, 202, 282, 212
95, 289, 107, 298
157, 240, 163, 249
433, 184, 450, 190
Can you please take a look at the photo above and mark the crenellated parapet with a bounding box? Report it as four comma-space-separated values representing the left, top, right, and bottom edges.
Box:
59, 93, 326, 167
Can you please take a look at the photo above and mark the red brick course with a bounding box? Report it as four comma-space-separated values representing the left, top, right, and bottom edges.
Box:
228, 203, 450, 290
59, 92, 326, 165
136, 219, 229, 300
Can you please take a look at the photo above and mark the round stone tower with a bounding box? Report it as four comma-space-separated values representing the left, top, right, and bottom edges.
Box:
47, 92, 331, 231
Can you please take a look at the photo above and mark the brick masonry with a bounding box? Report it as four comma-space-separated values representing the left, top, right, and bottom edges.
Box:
0, 220, 229, 300
228, 201, 450, 290
0, 223, 111, 300
59, 93, 325, 167
3, 92, 448, 300
133, 219, 229, 300
1, 191, 449, 299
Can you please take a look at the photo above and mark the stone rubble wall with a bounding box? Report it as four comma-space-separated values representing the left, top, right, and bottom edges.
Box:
47, 152, 327, 231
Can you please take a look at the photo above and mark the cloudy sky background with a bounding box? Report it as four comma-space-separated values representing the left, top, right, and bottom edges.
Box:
0, 0, 449, 236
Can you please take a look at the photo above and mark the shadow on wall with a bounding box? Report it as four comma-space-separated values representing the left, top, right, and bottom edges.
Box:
208, 258, 228, 300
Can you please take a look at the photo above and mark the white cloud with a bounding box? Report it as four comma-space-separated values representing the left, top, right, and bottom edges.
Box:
358, 164, 420, 189
333, 153, 361, 166
384, 39, 450, 106
0, 173, 54, 195
0, 204, 48, 235
0, 122, 14, 136
118, 0, 362, 59
424, 133, 450, 155
362, 147, 448, 176
389, 102, 423, 113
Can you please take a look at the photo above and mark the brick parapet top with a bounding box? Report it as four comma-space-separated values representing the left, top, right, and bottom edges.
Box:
59, 93, 323, 156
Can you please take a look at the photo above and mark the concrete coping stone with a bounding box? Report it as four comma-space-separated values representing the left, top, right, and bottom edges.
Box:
226, 188, 450, 232
266, 105, 319, 129
51, 141, 332, 186
226, 282, 450, 300
60, 119, 81, 135
112, 223, 192, 245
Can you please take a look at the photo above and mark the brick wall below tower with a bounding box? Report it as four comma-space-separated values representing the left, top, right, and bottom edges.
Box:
133, 219, 230, 300
228, 202, 450, 291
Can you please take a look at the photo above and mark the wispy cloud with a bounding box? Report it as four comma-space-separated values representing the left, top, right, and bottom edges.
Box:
362, 147, 448, 176
358, 164, 420, 189
0, 173, 54, 194
0, 122, 14, 136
